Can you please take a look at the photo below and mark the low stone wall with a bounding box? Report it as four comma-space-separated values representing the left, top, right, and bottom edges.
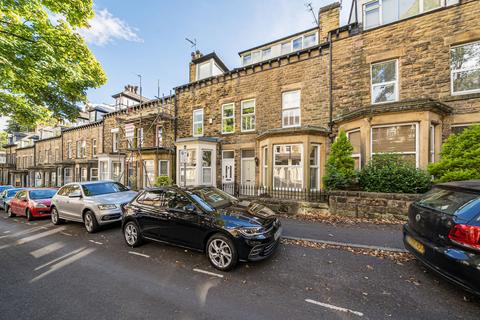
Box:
328, 191, 421, 220
239, 196, 329, 216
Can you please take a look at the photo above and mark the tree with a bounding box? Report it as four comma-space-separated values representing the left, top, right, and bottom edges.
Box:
0, 0, 107, 127
323, 129, 356, 190
428, 125, 480, 183
0, 131, 7, 148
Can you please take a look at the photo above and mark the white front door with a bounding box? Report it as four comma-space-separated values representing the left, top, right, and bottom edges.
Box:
222, 151, 235, 184
241, 159, 255, 186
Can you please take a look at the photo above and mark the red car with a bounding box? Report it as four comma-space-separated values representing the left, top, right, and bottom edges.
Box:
8, 188, 58, 221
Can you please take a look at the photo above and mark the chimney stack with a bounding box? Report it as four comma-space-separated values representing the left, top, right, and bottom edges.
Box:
318, 2, 341, 43
189, 50, 204, 83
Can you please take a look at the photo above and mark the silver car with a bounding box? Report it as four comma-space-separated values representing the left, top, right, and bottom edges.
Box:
51, 181, 137, 233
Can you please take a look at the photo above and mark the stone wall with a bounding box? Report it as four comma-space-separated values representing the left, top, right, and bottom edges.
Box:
329, 191, 421, 220
238, 196, 329, 216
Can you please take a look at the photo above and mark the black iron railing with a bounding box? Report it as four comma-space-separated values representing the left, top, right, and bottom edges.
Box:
221, 183, 328, 203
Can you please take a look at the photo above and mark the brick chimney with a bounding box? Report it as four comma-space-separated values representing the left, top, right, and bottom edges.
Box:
189, 50, 203, 82
318, 2, 341, 43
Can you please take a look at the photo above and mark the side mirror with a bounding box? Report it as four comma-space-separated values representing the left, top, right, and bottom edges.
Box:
184, 203, 197, 214
69, 191, 82, 198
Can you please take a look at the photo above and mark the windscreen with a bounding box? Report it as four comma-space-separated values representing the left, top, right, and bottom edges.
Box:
7, 189, 21, 197
29, 189, 57, 200
417, 188, 480, 216
192, 187, 237, 209
82, 182, 128, 196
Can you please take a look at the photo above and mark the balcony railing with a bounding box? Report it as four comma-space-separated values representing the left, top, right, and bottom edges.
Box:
221, 183, 328, 203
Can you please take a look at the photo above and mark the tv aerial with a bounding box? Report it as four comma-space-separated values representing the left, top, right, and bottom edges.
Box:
185, 37, 197, 51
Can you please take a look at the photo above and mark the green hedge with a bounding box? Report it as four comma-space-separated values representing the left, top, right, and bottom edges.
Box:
358, 154, 431, 194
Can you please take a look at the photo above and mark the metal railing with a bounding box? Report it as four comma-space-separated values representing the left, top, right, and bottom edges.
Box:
222, 183, 328, 203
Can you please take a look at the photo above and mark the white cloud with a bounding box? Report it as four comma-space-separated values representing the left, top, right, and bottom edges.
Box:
79, 9, 142, 46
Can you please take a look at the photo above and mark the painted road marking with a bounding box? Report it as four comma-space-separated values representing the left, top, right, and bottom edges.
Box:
283, 236, 408, 253
128, 251, 150, 258
0, 235, 8, 239
193, 268, 224, 279
16, 227, 66, 245
3, 230, 11, 234
89, 240, 103, 245
30, 242, 65, 258
61, 232, 73, 236
35, 247, 86, 271
305, 299, 364, 317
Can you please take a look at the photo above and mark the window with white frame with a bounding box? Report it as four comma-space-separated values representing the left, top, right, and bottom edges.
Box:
99, 161, 108, 180
282, 90, 301, 128
242, 54, 252, 65
143, 160, 154, 188
347, 130, 362, 170
371, 123, 418, 166
112, 162, 121, 181
451, 123, 479, 135
363, 0, 445, 29
451, 41, 480, 95
81, 167, 87, 182
222, 103, 235, 134
180, 149, 196, 186
309, 144, 320, 190
371, 59, 398, 104
81, 140, 86, 158
64, 168, 72, 184
262, 146, 268, 187
76, 141, 81, 158
137, 127, 144, 147
197, 61, 212, 81
281, 42, 291, 55
292, 37, 303, 51
252, 51, 261, 63
202, 150, 212, 185
67, 141, 72, 159
112, 131, 119, 152
262, 48, 272, 60
92, 139, 97, 156
429, 125, 435, 163
303, 33, 317, 48
241, 99, 255, 132
90, 168, 98, 181
156, 126, 163, 146
273, 144, 303, 189
193, 109, 204, 137
159, 160, 169, 177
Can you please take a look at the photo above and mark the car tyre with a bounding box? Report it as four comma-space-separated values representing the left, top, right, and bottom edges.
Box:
26, 209, 34, 221
7, 206, 15, 218
206, 234, 238, 271
51, 207, 64, 225
84, 211, 99, 233
123, 221, 142, 247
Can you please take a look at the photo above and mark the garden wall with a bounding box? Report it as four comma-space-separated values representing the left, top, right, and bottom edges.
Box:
329, 191, 421, 220
238, 196, 329, 216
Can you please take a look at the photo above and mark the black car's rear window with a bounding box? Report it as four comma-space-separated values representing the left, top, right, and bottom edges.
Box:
417, 187, 480, 216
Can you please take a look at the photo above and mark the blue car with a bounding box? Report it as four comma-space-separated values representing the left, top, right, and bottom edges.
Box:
0, 188, 24, 211
0, 185, 14, 193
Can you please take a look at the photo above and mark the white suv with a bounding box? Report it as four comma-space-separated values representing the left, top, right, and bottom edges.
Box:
51, 181, 137, 233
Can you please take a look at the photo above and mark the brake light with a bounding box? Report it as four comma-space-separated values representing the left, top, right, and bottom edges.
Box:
448, 224, 480, 251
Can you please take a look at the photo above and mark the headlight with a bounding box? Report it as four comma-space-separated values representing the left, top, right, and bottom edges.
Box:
32, 202, 47, 208
98, 204, 117, 210
237, 227, 264, 237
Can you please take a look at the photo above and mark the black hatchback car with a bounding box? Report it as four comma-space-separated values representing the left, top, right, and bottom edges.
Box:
122, 186, 282, 271
403, 180, 480, 295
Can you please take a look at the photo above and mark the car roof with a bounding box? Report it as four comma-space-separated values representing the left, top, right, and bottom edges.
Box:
64, 180, 116, 186
436, 180, 480, 193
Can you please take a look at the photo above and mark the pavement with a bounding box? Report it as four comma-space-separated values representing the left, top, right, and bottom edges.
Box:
0, 213, 479, 320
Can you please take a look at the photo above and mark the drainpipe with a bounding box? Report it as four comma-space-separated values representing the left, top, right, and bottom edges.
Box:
328, 31, 334, 139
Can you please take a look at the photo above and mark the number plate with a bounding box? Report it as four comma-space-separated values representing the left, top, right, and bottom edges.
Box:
406, 235, 425, 255
274, 227, 282, 241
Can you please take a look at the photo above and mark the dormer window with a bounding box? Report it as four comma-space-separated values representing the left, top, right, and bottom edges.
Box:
242, 54, 252, 65
363, 0, 447, 29
195, 58, 224, 81
292, 37, 303, 51
262, 48, 272, 60
281, 42, 291, 55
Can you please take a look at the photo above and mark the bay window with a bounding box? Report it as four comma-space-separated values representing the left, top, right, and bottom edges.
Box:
371, 123, 418, 166
282, 90, 301, 128
371, 59, 398, 104
262, 146, 268, 187
159, 160, 169, 177
99, 161, 108, 180
241, 99, 256, 132
193, 109, 204, 137
429, 125, 435, 163
347, 130, 362, 170
451, 41, 480, 95
222, 103, 235, 134
143, 160, 154, 188
180, 149, 196, 186
273, 144, 303, 189
90, 168, 98, 181
309, 144, 320, 190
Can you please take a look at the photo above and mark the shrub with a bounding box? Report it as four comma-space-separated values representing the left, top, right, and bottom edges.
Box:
358, 154, 431, 194
154, 176, 172, 187
428, 125, 480, 183
323, 130, 356, 190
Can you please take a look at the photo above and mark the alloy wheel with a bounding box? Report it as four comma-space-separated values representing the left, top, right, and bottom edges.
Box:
208, 239, 233, 269
84, 214, 93, 232
124, 224, 138, 246
51, 209, 58, 224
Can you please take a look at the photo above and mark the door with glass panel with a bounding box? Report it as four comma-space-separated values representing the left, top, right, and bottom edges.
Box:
241, 150, 255, 195
222, 151, 235, 194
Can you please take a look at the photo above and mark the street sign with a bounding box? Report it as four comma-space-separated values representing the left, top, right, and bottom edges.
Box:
180, 150, 188, 164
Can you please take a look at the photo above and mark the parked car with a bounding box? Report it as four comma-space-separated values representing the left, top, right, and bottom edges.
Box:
50, 181, 137, 233
403, 180, 480, 296
0, 185, 14, 193
122, 186, 282, 271
0, 188, 24, 211
7, 188, 58, 221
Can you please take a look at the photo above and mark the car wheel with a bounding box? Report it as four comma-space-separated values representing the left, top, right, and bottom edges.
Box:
7, 206, 15, 218
206, 234, 238, 271
124, 221, 142, 247
51, 207, 64, 225
26, 209, 33, 221
84, 211, 99, 233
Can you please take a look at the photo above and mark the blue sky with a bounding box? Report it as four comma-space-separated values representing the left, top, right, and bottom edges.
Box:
0, 0, 354, 130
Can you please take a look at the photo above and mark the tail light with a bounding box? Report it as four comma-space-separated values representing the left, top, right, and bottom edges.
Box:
448, 224, 480, 251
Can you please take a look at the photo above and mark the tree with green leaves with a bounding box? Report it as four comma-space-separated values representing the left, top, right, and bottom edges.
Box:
0, 130, 7, 148
323, 129, 356, 190
428, 125, 480, 183
0, 0, 107, 127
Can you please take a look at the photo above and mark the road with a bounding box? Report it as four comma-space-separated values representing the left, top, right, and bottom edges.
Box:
0, 213, 478, 320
